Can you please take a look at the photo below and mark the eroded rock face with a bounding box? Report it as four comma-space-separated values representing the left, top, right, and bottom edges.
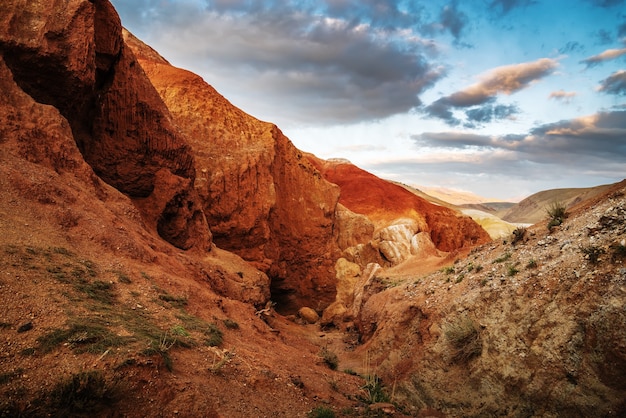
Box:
126, 32, 341, 313
308, 157, 491, 252
0, 0, 211, 251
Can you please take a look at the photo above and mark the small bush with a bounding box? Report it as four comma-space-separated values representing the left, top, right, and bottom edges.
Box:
493, 252, 512, 263
511, 226, 527, 245
76, 280, 116, 304
581, 245, 604, 264
308, 406, 336, 418
158, 293, 188, 308
204, 323, 223, 347
526, 259, 537, 269
223, 319, 239, 330
360, 374, 389, 404
443, 316, 482, 363
320, 347, 339, 370
506, 264, 519, 276
546, 201, 567, 230
474, 264, 484, 273
442, 266, 455, 275
49, 371, 120, 415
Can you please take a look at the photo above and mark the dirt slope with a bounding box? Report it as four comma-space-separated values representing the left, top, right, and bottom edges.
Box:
500, 183, 617, 224
347, 180, 626, 417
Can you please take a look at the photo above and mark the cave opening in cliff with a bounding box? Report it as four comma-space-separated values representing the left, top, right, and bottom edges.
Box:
269, 278, 298, 315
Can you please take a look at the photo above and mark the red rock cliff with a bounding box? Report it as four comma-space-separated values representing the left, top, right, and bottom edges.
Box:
309, 157, 491, 252
125, 32, 341, 313
0, 0, 211, 251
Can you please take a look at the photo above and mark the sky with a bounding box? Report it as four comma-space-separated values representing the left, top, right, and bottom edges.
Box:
110, 0, 626, 201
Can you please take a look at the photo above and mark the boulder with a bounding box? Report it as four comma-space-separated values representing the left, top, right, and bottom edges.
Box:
298, 307, 319, 324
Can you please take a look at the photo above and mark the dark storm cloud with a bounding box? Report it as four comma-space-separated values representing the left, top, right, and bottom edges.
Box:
111, 0, 448, 125
598, 70, 626, 96
423, 58, 557, 125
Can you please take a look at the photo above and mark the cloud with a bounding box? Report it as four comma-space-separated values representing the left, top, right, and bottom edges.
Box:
488, 0, 537, 15
559, 41, 585, 55
439, 2, 469, 43
586, 0, 626, 7
549, 90, 577, 103
598, 70, 626, 95
580, 47, 626, 67
423, 58, 558, 125
111, 0, 446, 125
619, 19, 626, 38
414, 110, 626, 163
465, 103, 519, 125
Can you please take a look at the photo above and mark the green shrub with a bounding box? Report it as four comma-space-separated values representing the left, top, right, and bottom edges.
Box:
360, 374, 390, 404
526, 259, 537, 269
308, 406, 336, 418
506, 264, 519, 276
493, 252, 511, 263
443, 316, 482, 363
546, 201, 567, 230
442, 266, 455, 275
204, 323, 223, 347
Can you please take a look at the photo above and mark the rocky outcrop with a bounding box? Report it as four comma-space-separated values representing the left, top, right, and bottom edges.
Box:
125, 32, 341, 313
0, 0, 211, 251
308, 157, 491, 252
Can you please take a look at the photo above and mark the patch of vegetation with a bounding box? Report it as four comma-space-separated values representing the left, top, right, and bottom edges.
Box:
443, 316, 482, 363
75, 280, 116, 305
343, 368, 358, 376
320, 347, 339, 370
170, 324, 190, 337
474, 264, 484, 273
610, 242, 626, 262
223, 318, 239, 330
442, 266, 455, 275
48, 370, 121, 415
526, 259, 537, 269
493, 252, 512, 263
466, 263, 474, 272
581, 245, 604, 264
0, 322, 12, 329
511, 226, 527, 245
115, 270, 132, 284
308, 406, 336, 418
175, 312, 223, 347
455, 273, 465, 283
546, 201, 568, 230
360, 374, 390, 404
506, 264, 520, 277
37, 320, 129, 354
158, 293, 188, 308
